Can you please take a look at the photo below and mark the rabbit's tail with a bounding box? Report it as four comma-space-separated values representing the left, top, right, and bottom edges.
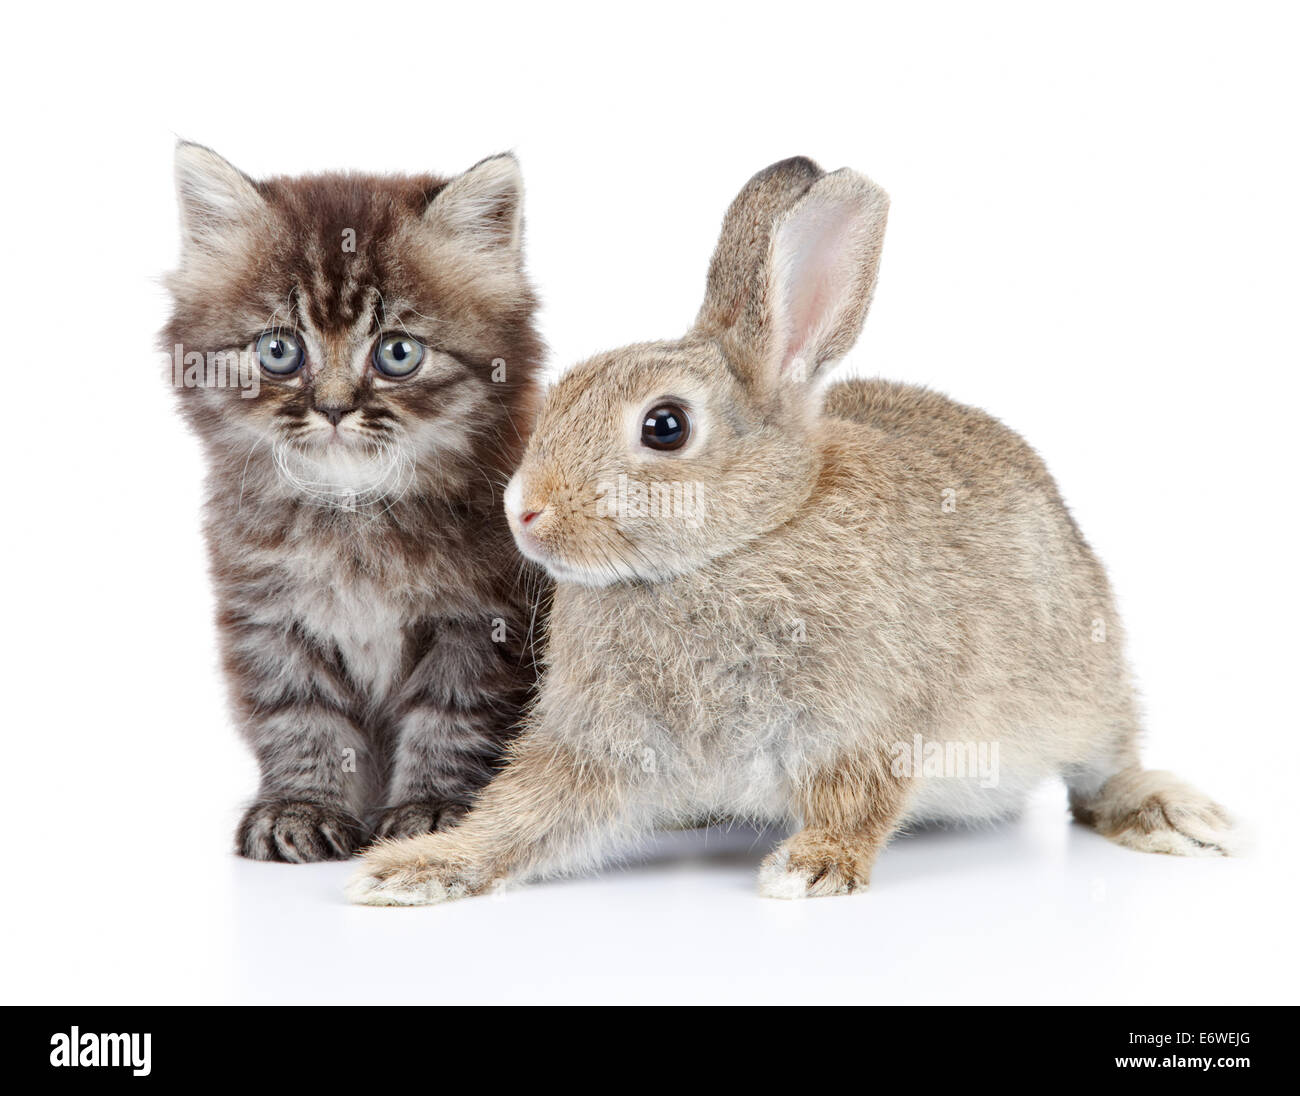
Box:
1068, 766, 1240, 857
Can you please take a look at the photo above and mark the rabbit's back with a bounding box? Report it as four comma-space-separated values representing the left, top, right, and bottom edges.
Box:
812, 380, 1136, 819
825, 378, 1060, 495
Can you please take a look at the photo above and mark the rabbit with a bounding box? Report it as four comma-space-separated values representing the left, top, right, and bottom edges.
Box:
348, 156, 1236, 905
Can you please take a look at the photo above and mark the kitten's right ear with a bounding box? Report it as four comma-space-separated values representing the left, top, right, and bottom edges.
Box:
424, 153, 524, 256
174, 141, 267, 254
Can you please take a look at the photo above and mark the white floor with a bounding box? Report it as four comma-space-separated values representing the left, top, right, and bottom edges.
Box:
12, 775, 1291, 1005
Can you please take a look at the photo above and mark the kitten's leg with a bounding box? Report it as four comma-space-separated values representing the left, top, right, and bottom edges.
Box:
226, 615, 371, 862
758, 749, 913, 899
375, 619, 529, 840
349, 731, 634, 905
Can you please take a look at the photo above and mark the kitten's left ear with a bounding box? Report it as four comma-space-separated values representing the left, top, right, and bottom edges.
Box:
174, 141, 267, 254
424, 153, 524, 255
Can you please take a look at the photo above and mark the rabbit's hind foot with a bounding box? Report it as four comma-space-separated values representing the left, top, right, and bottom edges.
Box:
1068, 767, 1240, 857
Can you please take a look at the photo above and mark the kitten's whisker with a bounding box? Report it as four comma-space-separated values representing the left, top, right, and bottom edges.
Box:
236, 434, 271, 514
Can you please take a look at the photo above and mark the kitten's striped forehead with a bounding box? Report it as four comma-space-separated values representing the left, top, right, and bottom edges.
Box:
260, 174, 438, 334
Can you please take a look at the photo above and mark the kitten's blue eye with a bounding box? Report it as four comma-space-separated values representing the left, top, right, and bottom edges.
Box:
374, 334, 425, 378
256, 330, 304, 375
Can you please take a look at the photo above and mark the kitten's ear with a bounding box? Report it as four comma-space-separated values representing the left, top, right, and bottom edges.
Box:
174, 141, 266, 253
725, 167, 889, 394
424, 153, 524, 254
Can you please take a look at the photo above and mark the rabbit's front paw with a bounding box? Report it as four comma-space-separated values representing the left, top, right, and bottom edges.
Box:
346, 839, 481, 906
758, 831, 874, 899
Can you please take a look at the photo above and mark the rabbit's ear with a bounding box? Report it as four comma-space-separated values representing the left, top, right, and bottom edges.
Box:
424, 153, 524, 255
695, 164, 889, 393
695, 157, 824, 338
759, 169, 889, 388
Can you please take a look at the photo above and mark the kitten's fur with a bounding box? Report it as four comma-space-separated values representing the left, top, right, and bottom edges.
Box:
163, 144, 548, 861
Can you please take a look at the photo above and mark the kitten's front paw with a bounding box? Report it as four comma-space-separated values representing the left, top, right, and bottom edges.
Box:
757, 835, 872, 900
346, 840, 480, 907
237, 799, 363, 863
373, 800, 468, 841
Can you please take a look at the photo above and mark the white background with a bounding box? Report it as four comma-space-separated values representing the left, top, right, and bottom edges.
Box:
2, 1, 1296, 1004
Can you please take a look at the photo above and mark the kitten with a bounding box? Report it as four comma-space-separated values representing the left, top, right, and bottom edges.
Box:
162, 143, 548, 861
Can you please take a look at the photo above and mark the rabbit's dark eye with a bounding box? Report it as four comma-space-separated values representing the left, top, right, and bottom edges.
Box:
641, 404, 690, 451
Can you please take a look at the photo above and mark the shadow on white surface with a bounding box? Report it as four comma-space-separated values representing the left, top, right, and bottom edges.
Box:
224, 791, 1285, 1004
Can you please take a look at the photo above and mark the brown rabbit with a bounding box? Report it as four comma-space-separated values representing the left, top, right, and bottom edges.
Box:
349, 156, 1235, 905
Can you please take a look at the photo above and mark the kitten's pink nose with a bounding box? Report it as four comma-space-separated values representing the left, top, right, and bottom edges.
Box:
519, 509, 543, 527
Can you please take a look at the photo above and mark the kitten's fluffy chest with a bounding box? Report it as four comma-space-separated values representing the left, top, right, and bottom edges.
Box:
277, 533, 420, 701
219, 488, 514, 703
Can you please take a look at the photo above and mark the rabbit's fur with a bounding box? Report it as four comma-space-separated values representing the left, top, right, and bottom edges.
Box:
349, 157, 1235, 905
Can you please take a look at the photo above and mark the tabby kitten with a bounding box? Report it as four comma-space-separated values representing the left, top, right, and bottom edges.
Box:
163, 143, 547, 861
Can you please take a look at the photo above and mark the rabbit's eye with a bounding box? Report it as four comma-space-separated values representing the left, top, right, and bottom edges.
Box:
641, 404, 690, 451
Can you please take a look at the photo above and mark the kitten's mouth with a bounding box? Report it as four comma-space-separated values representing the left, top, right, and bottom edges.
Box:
271, 436, 412, 507
296, 427, 373, 452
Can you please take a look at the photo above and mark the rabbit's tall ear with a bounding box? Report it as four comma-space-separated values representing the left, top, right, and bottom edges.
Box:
740, 169, 889, 393
695, 157, 824, 338
175, 141, 267, 255
424, 153, 524, 255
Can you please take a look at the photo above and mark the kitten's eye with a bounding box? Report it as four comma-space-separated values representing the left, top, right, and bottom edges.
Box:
256, 330, 304, 376
374, 334, 425, 378
641, 403, 690, 451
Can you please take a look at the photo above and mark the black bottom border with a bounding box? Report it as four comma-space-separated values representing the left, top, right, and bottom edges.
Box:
6, 1005, 1286, 1083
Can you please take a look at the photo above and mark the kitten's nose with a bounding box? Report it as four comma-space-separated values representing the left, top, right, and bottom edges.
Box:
316, 406, 353, 427
519, 509, 543, 527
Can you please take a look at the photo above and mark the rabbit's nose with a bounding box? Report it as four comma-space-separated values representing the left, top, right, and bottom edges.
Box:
504, 474, 547, 529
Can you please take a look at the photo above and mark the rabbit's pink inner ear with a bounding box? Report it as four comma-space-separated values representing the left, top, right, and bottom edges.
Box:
762, 171, 889, 389
770, 196, 870, 382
